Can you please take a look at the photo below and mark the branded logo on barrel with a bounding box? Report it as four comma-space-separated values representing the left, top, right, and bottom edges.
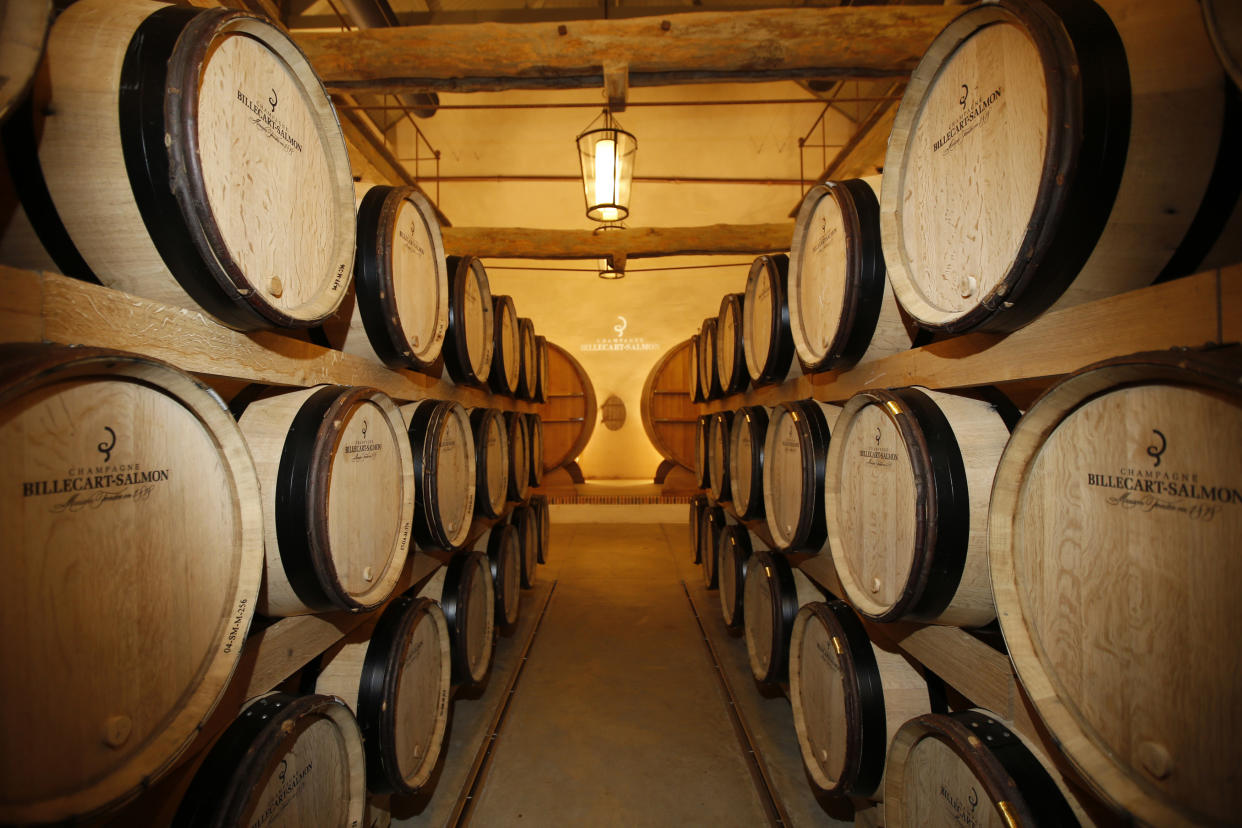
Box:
1085, 428, 1240, 522
237, 87, 303, 154
938, 783, 980, 827
931, 81, 1003, 155
22, 426, 170, 512
580, 315, 660, 352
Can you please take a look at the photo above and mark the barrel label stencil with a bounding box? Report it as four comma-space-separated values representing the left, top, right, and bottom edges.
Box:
222, 597, 250, 655
234, 88, 304, 155
392, 198, 445, 353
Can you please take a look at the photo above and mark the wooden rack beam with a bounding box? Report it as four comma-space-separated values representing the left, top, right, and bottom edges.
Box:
442, 222, 793, 259
1, 267, 537, 412
704, 266, 1241, 412
294, 6, 963, 95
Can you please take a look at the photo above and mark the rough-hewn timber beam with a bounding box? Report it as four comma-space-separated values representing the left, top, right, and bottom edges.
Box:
294, 6, 961, 95
440, 223, 793, 259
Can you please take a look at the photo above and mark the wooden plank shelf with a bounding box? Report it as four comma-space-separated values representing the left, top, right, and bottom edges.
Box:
0, 266, 540, 413
703, 266, 1240, 413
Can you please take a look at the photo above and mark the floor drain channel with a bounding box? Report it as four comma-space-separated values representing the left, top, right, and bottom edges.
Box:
452, 580, 559, 828
681, 581, 788, 828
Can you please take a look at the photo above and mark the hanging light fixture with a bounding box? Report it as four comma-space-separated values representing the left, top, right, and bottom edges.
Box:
576, 109, 637, 222
594, 221, 626, 279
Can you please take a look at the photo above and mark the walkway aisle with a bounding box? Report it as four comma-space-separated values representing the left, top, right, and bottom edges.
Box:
465, 522, 771, 827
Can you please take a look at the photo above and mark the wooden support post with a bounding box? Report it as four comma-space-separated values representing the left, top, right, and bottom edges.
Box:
294, 6, 962, 94
604, 61, 629, 112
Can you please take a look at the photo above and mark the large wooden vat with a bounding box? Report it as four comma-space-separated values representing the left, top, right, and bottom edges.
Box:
542, 341, 596, 472
173, 693, 367, 827
988, 348, 1242, 826
825, 387, 1015, 627
742, 254, 797, 387
469, 407, 509, 520
742, 549, 822, 684
715, 292, 748, 395
312, 595, 452, 796
402, 399, 476, 552
788, 600, 935, 799
787, 177, 916, 372
443, 255, 494, 386
762, 400, 840, 552
237, 385, 413, 617
2, 0, 355, 330
639, 339, 698, 473
488, 295, 520, 395
880, 0, 1234, 333
883, 710, 1081, 827
728, 405, 770, 521
479, 523, 522, 629
323, 186, 446, 371
0, 344, 263, 824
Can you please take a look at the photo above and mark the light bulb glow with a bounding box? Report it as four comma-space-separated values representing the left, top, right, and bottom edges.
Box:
594, 136, 617, 209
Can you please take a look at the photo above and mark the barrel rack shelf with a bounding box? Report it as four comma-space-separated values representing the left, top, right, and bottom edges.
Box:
0, 264, 545, 825
695, 264, 1241, 819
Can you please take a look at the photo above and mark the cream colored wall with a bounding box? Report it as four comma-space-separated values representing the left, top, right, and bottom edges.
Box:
393, 81, 855, 478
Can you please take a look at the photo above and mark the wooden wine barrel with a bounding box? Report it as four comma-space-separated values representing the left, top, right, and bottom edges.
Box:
694, 413, 712, 489
517, 317, 537, 400
173, 693, 367, 828
1203, 0, 1242, 88
238, 385, 414, 617
825, 387, 1016, 628
689, 334, 705, 404
468, 407, 508, 520
525, 412, 544, 487
697, 317, 722, 401
789, 599, 936, 799
402, 399, 477, 552
707, 409, 734, 503
488, 295, 520, 395
0, 344, 263, 824
743, 253, 798, 387
729, 405, 770, 521
479, 523, 522, 629
432, 551, 496, 687
639, 339, 698, 473
443, 255, 494, 386
0, 0, 50, 124
2, 0, 354, 330
688, 493, 708, 564
530, 492, 551, 565
504, 409, 531, 503
312, 595, 452, 796
511, 503, 540, 589
883, 710, 1081, 827
323, 186, 447, 371
718, 526, 763, 631
762, 399, 840, 553
742, 549, 822, 684
699, 503, 730, 590
533, 334, 549, 403
880, 0, 1233, 333
715, 292, 748, 395
787, 177, 917, 372
988, 348, 1242, 827
542, 341, 596, 471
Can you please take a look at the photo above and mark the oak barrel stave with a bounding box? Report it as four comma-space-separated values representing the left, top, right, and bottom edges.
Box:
402, 399, 477, 552
742, 253, 798, 387
443, 254, 494, 386
762, 399, 840, 553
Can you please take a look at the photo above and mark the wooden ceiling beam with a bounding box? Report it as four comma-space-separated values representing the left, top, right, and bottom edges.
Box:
294, 6, 960, 95
440, 223, 792, 260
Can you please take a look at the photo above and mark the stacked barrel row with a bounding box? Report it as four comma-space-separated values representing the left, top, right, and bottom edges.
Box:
685, 1, 1241, 824
0, 2, 552, 824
